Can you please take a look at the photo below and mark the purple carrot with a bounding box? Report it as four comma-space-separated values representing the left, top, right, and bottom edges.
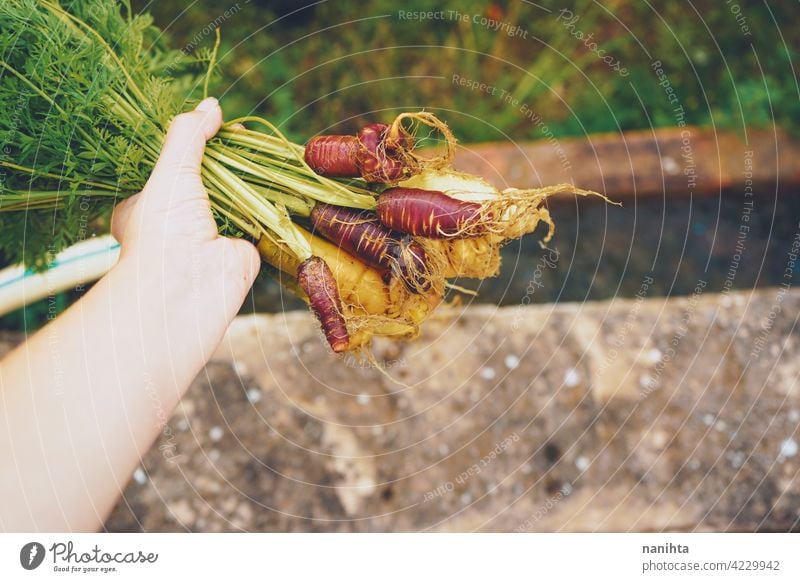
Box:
310, 203, 429, 291
297, 256, 349, 353
376, 187, 484, 237
304, 134, 360, 177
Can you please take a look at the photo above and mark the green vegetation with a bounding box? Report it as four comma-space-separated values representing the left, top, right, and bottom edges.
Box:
137, 0, 797, 143
0, 0, 196, 268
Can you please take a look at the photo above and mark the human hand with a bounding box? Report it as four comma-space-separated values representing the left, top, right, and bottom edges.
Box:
0, 99, 261, 532
110, 97, 260, 349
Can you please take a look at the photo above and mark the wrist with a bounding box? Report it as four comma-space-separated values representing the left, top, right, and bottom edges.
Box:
105, 252, 209, 368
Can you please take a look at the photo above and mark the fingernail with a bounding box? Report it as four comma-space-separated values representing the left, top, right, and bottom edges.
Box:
195, 97, 219, 112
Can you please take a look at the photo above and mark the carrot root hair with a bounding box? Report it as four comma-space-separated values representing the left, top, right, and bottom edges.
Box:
420, 236, 503, 279
385, 111, 457, 176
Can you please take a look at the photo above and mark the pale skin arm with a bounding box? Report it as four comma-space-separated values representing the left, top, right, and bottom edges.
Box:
0, 97, 259, 532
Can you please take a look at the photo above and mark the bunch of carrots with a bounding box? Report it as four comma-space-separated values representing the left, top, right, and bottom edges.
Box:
259, 112, 601, 353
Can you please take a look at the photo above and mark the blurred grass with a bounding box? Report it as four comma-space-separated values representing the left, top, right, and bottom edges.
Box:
134, 0, 798, 142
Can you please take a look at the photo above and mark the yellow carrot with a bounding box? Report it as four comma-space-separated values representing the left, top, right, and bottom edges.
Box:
258, 228, 441, 351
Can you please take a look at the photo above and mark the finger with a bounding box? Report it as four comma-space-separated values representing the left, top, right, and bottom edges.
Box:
227, 237, 261, 287
110, 193, 141, 244
143, 97, 222, 203
228, 123, 245, 131
212, 237, 261, 319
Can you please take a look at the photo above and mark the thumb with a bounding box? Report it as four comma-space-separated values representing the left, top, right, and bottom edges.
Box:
142, 97, 222, 206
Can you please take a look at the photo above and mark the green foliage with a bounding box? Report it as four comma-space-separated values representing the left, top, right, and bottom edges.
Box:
145, 0, 796, 144
0, 0, 202, 267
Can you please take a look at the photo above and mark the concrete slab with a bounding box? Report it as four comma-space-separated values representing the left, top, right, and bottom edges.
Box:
90, 288, 800, 531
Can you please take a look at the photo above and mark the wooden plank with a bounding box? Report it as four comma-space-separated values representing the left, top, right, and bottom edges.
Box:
451, 126, 800, 198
